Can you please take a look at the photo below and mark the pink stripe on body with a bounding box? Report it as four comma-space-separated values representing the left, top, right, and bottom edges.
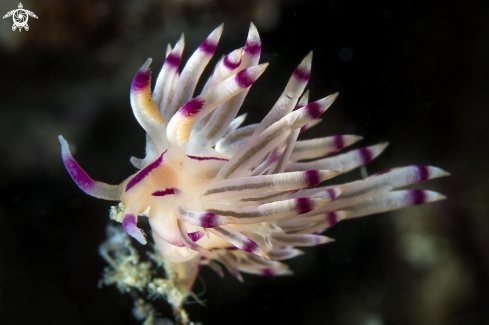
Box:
126, 151, 166, 192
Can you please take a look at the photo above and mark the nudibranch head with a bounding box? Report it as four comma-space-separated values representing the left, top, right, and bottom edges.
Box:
59, 23, 448, 289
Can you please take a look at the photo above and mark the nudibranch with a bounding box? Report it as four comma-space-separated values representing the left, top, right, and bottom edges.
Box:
59, 23, 449, 289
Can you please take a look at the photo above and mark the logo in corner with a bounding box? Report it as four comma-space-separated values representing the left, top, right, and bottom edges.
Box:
3, 3, 38, 32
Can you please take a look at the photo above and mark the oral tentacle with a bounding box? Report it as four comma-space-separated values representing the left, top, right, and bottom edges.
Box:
58, 135, 122, 200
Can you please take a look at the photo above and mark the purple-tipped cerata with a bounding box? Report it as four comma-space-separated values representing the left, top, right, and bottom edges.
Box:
131, 70, 151, 92
223, 54, 241, 70
180, 98, 205, 117
326, 188, 338, 201
409, 189, 427, 205
293, 66, 311, 82
59, 24, 448, 315
241, 238, 260, 253
296, 198, 314, 215
304, 170, 321, 187
333, 135, 345, 151
199, 38, 218, 55
415, 165, 430, 182
198, 24, 223, 55
199, 213, 222, 228
165, 52, 182, 68
326, 212, 338, 226
244, 38, 261, 56
304, 101, 325, 120
358, 147, 373, 165
235, 67, 259, 88
188, 231, 204, 242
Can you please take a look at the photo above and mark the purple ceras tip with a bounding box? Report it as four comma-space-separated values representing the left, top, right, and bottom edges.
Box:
244, 39, 261, 56
180, 98, 205, 117
358, 147, 373, 165
261, 269, 275, 276
409, 189, 427, 205
235, 67, 258, 88
326, 212, 338, 225
241, 238, 260, 253
326, 188, 337, 201
304, 170, 321, 187
293, 66, 311, 82
296, 198, 314, 215
131, 70, 151, 92
188, 231, 204, 242
199, 37, 218, 55
304, 101, 325, 120
415, 165, 429, 182
199, 213, 221, 228
165, 52, 181, 68
333, 135, 345, 151
223, 53, 241, 70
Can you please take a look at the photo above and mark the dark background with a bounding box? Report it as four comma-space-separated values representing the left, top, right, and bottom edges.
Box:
1, 0, 489, 324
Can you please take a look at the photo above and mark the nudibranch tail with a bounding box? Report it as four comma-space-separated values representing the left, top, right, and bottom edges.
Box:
60, 23, 449, 302
241, 22, 261, 66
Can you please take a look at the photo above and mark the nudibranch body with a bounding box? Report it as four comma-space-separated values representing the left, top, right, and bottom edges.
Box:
59, 23, 448, 288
